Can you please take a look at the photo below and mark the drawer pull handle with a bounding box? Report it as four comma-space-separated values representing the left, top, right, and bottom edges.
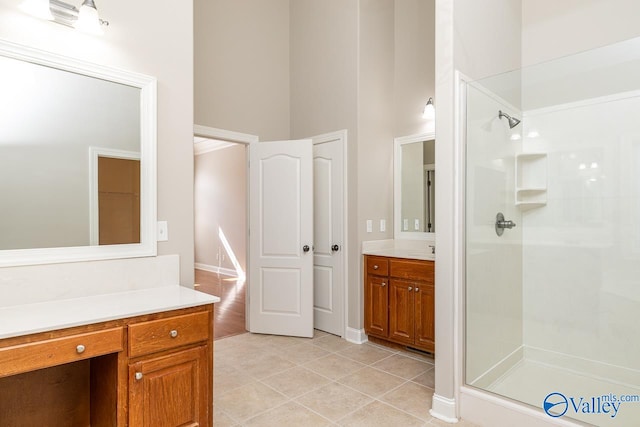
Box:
373, 265, 379, 270
408, 287, 413, 291
76, 344, 86, 354
135, 372, 143, 381
170, 330, 178, 338
381, 282, 386, 287
415, 287, 419, 292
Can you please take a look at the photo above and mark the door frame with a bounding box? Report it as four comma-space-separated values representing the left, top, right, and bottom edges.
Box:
310, 130, 349, 339
194, 125, 257, 330
193, 125, 349, 339
89, 147, 141, 245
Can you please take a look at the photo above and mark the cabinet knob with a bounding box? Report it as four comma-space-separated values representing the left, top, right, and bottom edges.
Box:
381, 282, 386, 287
408, 287, 413, 291
135, 372, 143, 381
415, 287, 419, 292
170, 330, 178, 338
373, 265, 379, 270
76, 344, 85, 354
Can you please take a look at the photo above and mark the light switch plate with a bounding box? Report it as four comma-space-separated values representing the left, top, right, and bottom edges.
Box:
414, 219, 420, 230
366, 220, 373, 233
403, 219, 409, 231
380, 219, 386, 232
157, 221, 169, 241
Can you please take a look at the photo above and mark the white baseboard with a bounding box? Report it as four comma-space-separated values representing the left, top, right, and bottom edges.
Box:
345, 328, 368, 344
194, 263, 237, 278
430, 394, 458, 423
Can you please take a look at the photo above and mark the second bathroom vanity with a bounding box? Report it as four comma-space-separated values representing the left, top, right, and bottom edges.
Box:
363, 243, 435, 354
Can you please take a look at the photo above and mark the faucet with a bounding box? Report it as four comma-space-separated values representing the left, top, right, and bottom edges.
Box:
428, 245, 435, 255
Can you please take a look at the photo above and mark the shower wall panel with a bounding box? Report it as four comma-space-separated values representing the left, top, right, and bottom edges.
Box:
521, 94, 640, 374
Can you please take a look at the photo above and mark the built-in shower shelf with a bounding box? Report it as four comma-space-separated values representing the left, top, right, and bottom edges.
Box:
515, 153, 547, 208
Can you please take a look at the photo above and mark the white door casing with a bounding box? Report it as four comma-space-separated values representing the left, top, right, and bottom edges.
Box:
248, 140, 314, 338
312, 133, 345, 336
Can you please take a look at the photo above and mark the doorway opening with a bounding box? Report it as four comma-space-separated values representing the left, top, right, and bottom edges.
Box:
193, 126, 256, 340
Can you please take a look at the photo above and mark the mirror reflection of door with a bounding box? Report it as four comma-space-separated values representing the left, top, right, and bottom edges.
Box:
424, 167, 435, 232
98, 156, 140, 245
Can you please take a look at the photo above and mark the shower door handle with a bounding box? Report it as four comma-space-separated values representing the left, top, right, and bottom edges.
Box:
495, 212, 516, 236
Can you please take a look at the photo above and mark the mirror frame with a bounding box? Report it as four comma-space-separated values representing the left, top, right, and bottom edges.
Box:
0, 39, 157, 267
393, 131, 436, 240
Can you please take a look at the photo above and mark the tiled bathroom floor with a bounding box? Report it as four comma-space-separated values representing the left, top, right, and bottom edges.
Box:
214, 330, 477, 426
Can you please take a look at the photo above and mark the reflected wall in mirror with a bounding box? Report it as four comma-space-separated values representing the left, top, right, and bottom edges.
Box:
394, 132, 436, 240
0, 40, 157, 267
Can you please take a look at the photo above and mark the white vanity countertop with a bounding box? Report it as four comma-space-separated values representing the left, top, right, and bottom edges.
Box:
362, 239, 435, 261
0, 286, 220, 340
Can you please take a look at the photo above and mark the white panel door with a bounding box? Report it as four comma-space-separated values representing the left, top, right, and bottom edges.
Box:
248, 139, 314, 338
312, 133, 345, 336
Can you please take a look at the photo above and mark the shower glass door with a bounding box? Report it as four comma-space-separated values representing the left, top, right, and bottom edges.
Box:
465, 37, 640, 426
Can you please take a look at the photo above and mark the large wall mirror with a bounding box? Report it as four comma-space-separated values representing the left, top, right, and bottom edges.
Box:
0, 40, 157, 266
394, 132, 435, 240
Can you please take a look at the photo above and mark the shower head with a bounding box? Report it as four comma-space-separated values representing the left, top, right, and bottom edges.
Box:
498, 110, 521, 129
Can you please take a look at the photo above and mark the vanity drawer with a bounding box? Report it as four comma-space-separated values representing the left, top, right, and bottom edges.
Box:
0, 327, 123, 377
128, 311, 210, 358
389, 259, 434, 282
366, 256, 389, 276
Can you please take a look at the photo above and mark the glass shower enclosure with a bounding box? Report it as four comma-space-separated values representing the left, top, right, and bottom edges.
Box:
465, 37, 640, 426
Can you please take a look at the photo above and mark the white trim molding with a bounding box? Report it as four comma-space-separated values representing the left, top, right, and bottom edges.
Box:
194, 263, 238, 278
431, 394, 459, 423
193, 125, 258, 145
345, 328, 367, 345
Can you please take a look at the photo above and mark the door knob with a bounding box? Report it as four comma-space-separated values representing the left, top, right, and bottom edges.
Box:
331, 244, 340, 252
303, 245, 310, 253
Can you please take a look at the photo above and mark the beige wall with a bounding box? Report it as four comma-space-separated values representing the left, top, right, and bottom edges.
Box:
522, 0, 640, 67
0, 0, 195, 285
194, 145, 247, 274
194, 0, 290, 141
195, 0, 435, 331
394, 0, 436, 137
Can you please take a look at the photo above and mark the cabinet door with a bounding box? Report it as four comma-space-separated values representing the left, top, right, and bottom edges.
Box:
129, 345, 209, 427
388, 280, 415, 344
364, 275, 389, 337
415, 283, 435, 352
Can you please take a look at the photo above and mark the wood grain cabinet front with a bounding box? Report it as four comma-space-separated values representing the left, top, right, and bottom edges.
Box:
128, 310, 212, 427
364, 255, 434, 353
129, 345, 209, 427
0, 305, 213, 427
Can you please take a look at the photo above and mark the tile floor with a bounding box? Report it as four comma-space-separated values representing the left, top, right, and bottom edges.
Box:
214, 330, 479, 426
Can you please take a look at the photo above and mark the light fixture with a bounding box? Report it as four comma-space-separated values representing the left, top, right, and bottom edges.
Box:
21, 0, 109, 35
422, 97, 435, 120
75, 0, 104, 35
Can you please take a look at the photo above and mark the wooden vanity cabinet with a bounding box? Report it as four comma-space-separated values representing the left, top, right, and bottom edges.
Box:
364, 255, 435, 353
128, 310, 212, 427
0, 305, 213, 427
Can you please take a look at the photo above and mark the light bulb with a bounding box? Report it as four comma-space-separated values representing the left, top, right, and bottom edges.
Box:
422, 98, 435, 120
75, 0, 103, 35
